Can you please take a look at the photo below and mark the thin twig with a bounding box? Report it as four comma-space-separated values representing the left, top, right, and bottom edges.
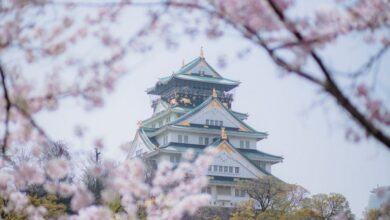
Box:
337, 43, 390, 78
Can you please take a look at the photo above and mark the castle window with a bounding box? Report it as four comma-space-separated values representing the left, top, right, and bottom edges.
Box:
163, 135, 168, 145
235, 189, 245, 197
199, 137, 204, 145
178, 135, 183, 143
235, 167, 240, 173
184, 135, 188, 143
245, 141, 250, 148
218, 166, 223, 172
166, 116, 171, 123
170, 155, 180, 163
158, 120, 163, 127
206, 119, 210, 125
217, 186, 231, 196
224, 166, 228, 172
219, 121, 223, 126
204, 137, 209, 145
213, 165, 218, 172
240, 140, 244, 148
202, 187, 211, 194
229, 166, 233, 173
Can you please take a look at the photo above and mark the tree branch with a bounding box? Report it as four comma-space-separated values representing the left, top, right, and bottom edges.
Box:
12, 103, 53, 145
0, 64, 11, 157
265, 0, 390, 149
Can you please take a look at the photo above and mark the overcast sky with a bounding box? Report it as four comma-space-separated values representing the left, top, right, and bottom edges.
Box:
35, 1, 390, 217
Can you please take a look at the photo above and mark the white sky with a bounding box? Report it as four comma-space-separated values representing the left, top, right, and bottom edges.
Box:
34, 1, 390, 217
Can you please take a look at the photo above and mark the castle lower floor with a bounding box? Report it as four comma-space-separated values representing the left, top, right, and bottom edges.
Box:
202, 181, 260, 208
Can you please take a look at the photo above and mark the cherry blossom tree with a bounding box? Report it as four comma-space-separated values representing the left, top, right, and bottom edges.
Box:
1, 0, 390, 219
145, 0, 390, 148
0, 146, 217, 219
1, 0, 390, 157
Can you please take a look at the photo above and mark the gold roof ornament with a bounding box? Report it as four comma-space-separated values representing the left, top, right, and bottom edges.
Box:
212, 88, 217, 98
218, 143, 234, 154
221, 127, 228, 140
169, 98, 177, 105
200, 46, 204, 58
179, 120, 190, 126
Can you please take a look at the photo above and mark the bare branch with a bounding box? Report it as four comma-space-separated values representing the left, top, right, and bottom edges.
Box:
12, 102, 53, 145
264, 0, 390, 149
0, 64, 11, 157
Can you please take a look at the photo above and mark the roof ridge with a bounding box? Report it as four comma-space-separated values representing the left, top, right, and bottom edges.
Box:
177, 56, 223, 78
177, 57, 202, 75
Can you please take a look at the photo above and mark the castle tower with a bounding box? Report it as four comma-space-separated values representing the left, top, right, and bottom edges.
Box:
127, 53, 283, 207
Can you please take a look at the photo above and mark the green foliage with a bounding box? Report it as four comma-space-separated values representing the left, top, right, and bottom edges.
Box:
230, 185, 354, 220
0, 196, 25, 220
303, 193, 354, 220
189, 207, 231, 220
230, 201, 257, 220
366, 207, 390, 220
238, 176, 308, 214
366, 209, 381, 220
107, 199, 124, 214
287, 208, 321, 220
29, 194, 67, 218
0, 194, 66, 220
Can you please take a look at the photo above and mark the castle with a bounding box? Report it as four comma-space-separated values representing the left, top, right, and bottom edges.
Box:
127, 51, 283, 207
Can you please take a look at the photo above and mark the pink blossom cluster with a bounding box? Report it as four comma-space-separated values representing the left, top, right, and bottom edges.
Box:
0, 147, 217, 219
356, 84, 390, 126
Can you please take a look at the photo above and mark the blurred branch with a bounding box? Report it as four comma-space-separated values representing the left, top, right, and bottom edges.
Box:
12, 102, 53, 144
0, 64, 11, 157
265, 0, 390, 149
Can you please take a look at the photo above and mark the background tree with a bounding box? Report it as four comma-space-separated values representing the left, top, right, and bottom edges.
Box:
81, 147, 106, 204
188, 207, 231, 220
303, 193, 354, 220
238, 176, 308, 214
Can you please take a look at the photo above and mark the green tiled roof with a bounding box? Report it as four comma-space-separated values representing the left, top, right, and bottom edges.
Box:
174, 74, 239, 85
146, 57, 240, 93
170, 96, 263, 134
238, 148, 283, 161
231, 110, 248, 120
159, 139, 282, 170
177, 57, 222, 77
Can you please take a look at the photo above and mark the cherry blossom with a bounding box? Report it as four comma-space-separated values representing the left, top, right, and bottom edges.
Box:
46, 158, 70, 180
